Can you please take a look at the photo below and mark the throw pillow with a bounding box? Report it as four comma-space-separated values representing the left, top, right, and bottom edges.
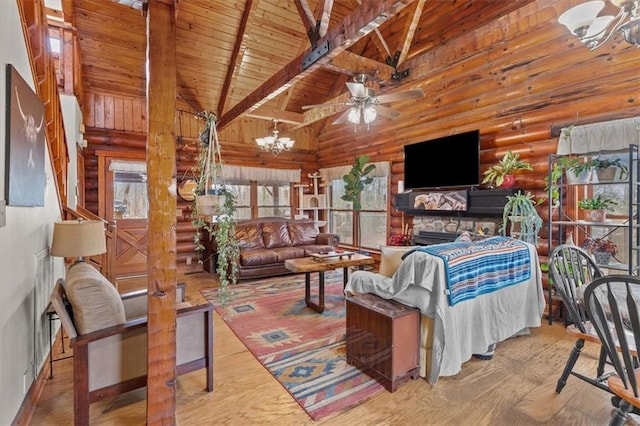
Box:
64, 263, 126, 335
378, 246, 418, 278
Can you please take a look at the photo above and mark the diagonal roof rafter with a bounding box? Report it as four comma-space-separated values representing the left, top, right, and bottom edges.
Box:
217, 0, 417, 129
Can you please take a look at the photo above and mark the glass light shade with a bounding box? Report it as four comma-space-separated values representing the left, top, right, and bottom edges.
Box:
620, 17, 640, 44
610, 0, 626, 7
255, 124, 294, 155
585, 15, 615, 38
362, 106, 377, 124
348, 107, 361, 124
51, 220, 107, 258
559, 1, 605, 33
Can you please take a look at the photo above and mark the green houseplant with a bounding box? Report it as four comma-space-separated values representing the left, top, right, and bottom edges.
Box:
590, 157, 628, 181
482, 151, 533, 188
577, 194, 618, 222
191, 111, 239, 301
341, 155, 376, 211
500, 191, 543, 246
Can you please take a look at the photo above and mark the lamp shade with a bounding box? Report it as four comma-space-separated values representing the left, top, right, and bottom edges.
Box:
50, 220, 107, 258
558, 1, 605, 33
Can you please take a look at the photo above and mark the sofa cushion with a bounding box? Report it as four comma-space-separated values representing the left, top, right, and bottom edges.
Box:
235, 223, 265, 250
240, 249, 278, 266
64, 263, 126, 335
274, 247, 305, 262
288, 221, 319, 246
378, 246, 418, 278
261, 221, 293, 249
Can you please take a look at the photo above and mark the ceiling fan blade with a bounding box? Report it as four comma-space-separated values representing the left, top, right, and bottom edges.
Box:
346, 81, 368, 99
332, 108, 355, 125
374, 88, 424, 104
372, 104, 401, 120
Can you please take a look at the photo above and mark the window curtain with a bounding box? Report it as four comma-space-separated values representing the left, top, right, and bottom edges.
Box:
108, 160, 146, 173
223, 165, 300, 184
557, 116, 640, 155
319, 161, 390, 182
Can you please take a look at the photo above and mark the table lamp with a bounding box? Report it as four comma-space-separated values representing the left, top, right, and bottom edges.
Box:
50, 219, 107, 266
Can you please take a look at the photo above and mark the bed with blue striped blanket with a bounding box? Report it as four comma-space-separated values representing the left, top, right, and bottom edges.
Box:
414, 236, 531, 306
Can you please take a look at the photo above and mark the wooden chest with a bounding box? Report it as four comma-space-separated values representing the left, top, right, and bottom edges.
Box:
346, 293, 420, 392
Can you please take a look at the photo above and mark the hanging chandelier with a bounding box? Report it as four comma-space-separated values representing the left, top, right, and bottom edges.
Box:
558, 0, 640, 50
255, 120, 294, 156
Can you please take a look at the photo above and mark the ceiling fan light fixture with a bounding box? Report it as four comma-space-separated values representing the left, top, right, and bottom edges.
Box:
347, 107, 361, 124
255, 120, 294, 156
363, 106, 377, 124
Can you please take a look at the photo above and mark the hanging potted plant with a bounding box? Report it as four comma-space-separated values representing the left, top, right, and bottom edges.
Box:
191, 111, 239, 302
500, 191, 543, 246
481, 151, 533, 188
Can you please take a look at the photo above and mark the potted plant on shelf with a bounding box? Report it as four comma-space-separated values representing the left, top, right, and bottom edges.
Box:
500, 191, 543, 246
590, 157, 628, 182
577, 194, 618, 222
582, 236, 617, 265
482, 151, 533, 188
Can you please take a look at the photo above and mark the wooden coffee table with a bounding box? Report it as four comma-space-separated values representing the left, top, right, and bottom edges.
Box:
284, 253, 375, 313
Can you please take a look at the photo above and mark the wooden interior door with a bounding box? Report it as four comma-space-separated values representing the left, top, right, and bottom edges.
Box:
98, 152, 149, 279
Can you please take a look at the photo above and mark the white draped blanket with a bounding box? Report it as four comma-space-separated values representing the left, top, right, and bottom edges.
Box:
345, 241, 546, 384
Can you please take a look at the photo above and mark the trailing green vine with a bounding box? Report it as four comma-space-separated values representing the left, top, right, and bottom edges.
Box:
191, 111, 239, 303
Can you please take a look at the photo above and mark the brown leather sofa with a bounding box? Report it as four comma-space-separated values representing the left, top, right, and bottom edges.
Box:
205, 217, 340, 280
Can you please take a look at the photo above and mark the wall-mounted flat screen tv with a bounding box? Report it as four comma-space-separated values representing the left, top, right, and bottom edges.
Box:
403, 130, 480, 190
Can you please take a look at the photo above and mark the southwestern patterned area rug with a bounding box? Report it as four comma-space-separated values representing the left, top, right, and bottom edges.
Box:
200, 271, 384, 420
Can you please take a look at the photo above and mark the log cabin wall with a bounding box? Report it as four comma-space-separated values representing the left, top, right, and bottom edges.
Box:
76, 0, 639, 272
314, 0, 640, 259
82, 94, 321, 270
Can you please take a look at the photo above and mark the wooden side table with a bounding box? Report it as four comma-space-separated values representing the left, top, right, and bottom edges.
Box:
346, 293, 420, 392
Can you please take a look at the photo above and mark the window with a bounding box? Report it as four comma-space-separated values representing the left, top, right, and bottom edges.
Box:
330, 176, 387, 249
226, 183, 252, 220
258, 183, 291, 218
225, 182, 292, 220
113, 171, 148, 219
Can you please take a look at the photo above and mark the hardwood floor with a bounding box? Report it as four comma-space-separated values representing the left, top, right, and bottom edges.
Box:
32, 270, 621, 425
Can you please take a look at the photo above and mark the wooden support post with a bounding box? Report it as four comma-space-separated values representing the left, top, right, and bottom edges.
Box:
146, 0, 177, 424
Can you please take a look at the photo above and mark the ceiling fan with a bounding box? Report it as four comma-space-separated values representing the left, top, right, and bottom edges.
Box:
302, 74, 424, 126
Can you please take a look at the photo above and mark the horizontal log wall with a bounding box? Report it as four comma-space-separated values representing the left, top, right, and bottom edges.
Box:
83, 122, 319, 270
316, 0, 640, 268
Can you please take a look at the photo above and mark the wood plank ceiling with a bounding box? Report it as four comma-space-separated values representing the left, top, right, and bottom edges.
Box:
63, 0, 536, 133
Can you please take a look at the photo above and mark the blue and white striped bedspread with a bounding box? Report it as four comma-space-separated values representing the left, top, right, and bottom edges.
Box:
416, 236, 531, 306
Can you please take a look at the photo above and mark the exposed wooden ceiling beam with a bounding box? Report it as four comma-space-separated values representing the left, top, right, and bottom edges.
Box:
397, 0, 427, 67
328, 50, 395, 81
294, 0, 316, 31
218, 0, 416, 129
217, 0, 254, 117
246, 107, 304, 125
356, 0, 391, 60
318, 0, 334, 37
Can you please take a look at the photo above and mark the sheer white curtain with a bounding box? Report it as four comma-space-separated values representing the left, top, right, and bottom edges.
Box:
223, 165, 300, 184
319, 161, 390, 182
557, 117, 640, 154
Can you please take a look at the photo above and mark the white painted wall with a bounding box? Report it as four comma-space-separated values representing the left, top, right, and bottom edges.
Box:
0, 3, 66, 424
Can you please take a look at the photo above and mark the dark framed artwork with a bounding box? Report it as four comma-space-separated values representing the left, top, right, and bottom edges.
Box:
412, 190, 468, 211
5, 64, 46, 206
